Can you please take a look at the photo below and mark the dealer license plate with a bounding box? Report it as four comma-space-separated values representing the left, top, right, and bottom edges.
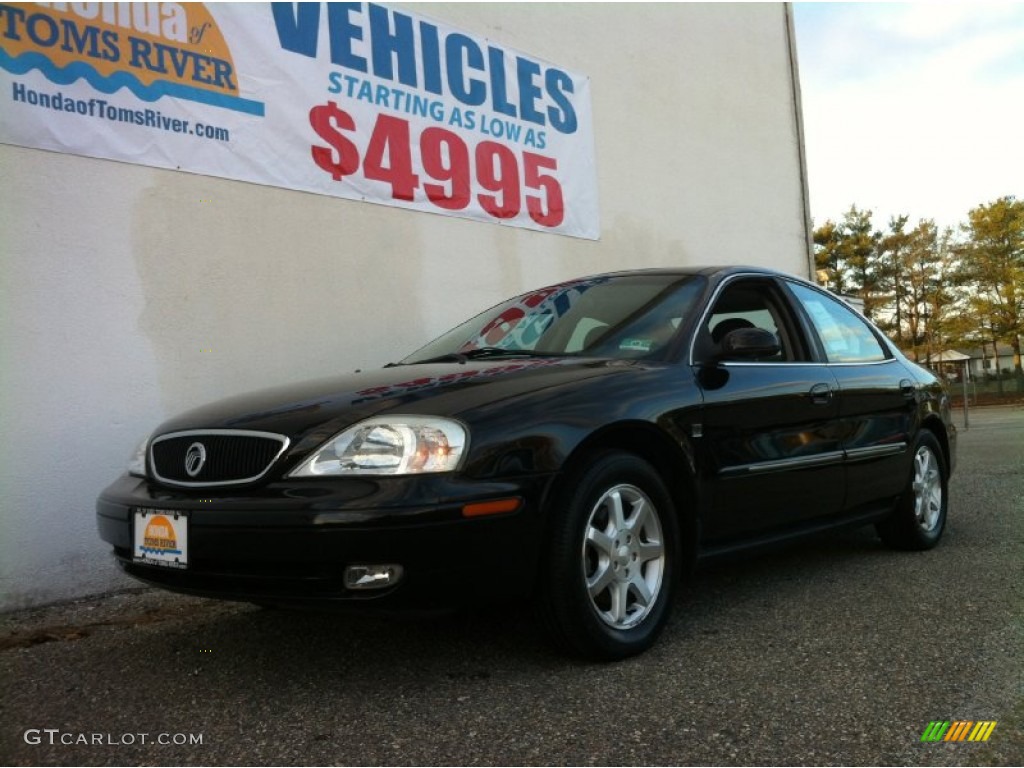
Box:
133, 509, 189, 569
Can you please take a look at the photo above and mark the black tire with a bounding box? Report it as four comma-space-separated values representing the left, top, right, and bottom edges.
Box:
538, 451, 680, 661
876, 430, 948, 551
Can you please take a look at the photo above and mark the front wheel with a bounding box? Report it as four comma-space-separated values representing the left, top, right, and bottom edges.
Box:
539, 452, 679, 661
876, 431, 948, 550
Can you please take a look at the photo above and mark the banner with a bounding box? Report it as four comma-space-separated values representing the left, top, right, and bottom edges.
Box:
0, 2, 599, 239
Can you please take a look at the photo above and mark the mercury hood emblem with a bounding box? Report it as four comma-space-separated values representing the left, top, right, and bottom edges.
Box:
184, 442, 207, 477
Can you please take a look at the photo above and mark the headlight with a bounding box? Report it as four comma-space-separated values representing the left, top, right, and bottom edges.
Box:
288, 416, 467, 477
127, 438, 149, 477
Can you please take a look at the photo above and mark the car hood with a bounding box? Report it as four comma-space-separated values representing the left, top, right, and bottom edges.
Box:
154, 357, 634, 453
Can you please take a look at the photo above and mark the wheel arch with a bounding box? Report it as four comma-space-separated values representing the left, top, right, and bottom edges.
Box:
546, 420, 700, 570
920, 414, 952, 474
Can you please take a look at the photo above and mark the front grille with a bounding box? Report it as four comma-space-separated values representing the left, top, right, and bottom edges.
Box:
150, 430, 289, 487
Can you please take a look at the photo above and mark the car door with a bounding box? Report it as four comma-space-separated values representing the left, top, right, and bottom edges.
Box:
785, 281, 915, 512
691, 276, 845, 545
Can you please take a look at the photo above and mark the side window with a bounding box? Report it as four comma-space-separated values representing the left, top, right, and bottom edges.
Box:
788, 283, 887, 363
697, 279, 805, 362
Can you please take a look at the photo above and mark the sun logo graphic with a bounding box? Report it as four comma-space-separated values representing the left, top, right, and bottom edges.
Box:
141, 515, 181, 556
0, 3, 264, 115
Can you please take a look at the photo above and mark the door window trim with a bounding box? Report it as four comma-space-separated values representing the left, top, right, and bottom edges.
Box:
688, 274, 813, 366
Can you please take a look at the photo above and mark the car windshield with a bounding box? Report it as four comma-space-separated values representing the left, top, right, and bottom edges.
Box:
401, 273, 706, 364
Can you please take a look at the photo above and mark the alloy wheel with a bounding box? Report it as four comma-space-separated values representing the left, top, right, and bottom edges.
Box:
581, 483, 665, 629
913, 445, 943, 532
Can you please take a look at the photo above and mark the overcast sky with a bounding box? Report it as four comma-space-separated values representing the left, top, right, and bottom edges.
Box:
793, 2, 1024, 232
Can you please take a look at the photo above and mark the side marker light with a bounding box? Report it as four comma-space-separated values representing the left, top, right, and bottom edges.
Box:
461, 498, 522, 518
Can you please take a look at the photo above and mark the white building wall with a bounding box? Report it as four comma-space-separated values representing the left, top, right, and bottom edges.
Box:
0, 2, 811, 609
968, 348, 1018, 378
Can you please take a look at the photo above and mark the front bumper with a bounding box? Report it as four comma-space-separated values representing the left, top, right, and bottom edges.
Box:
96, 472, 554, 609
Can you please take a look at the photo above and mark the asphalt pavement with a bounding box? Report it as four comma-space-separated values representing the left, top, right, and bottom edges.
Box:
2, 406, 1021, 766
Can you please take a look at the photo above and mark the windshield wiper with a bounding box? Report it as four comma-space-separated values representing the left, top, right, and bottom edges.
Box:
403, 347, 560, 365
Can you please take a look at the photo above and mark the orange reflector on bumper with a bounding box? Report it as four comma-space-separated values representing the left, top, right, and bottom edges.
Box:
461, 498, 522, 518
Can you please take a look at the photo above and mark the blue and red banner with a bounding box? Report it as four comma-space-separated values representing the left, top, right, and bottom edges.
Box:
0, 2, 599, 239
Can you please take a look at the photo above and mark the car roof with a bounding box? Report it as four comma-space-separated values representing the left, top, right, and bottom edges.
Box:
576, 265, 812, 283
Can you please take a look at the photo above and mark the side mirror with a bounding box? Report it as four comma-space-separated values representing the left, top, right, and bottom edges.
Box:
719, 328, 781, 360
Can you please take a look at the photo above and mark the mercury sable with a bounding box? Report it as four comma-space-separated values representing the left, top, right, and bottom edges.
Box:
97, 266, 956, 660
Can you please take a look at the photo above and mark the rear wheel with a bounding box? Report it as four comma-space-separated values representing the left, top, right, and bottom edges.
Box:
876, 431, 948, 550
539, 451, 679, 661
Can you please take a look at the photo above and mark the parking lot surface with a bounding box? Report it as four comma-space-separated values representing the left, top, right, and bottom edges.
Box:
2, 406, 1021, 766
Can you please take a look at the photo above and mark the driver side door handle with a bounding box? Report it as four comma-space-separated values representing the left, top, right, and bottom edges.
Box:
809, 382, 833, 406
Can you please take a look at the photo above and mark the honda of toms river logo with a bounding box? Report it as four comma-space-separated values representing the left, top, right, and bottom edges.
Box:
140, 515, 181, 557
0, 3, 264, 115
920, 721, 997, 742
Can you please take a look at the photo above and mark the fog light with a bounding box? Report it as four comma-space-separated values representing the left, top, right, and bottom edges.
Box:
344, 564, 403, 590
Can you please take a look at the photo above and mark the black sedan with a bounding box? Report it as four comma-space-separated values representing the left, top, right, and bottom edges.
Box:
97, 266, 956, 660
